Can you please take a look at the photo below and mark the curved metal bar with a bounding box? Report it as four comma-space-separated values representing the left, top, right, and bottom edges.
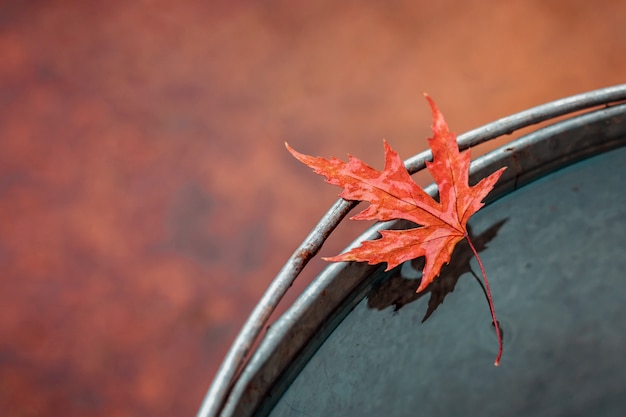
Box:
195, 199, 358, 417
196, 83, 626, 417
221, 101, 626, 417
404, 84, 626, 173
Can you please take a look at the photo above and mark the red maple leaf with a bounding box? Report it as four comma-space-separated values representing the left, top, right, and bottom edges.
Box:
286, 95, 507, 365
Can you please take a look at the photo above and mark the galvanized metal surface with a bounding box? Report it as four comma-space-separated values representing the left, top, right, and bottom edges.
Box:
196, 84, 626, 417
269, 144, 626, 416
223, 100, 626, 417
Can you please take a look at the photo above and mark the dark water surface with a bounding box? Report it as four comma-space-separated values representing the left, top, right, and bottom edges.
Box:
268, 146, 626, 417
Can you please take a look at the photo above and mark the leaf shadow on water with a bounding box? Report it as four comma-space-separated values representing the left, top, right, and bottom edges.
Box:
366, 218, 508, 324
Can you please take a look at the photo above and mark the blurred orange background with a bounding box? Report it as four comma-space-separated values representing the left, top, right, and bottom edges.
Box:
0, 1, 624, 415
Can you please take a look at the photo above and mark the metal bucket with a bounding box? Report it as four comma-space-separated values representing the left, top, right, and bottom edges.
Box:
199, 85, 626, 417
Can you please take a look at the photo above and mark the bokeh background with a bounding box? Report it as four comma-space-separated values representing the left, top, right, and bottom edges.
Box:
0, 0, 624, 415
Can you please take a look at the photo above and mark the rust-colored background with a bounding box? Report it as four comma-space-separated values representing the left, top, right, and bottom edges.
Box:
1, 1, 624, 415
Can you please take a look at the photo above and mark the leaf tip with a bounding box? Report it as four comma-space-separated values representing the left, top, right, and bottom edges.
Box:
321, 255, 349, 265
381, 137, 393, 153
285, 141, 306, 162
423, 93, 443, 122
415, 277, 430, 294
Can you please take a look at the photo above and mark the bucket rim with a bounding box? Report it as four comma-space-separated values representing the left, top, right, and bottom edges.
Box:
197, 84, 626, 417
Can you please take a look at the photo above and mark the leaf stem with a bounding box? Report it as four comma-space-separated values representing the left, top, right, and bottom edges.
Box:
465, 233, 502, 366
